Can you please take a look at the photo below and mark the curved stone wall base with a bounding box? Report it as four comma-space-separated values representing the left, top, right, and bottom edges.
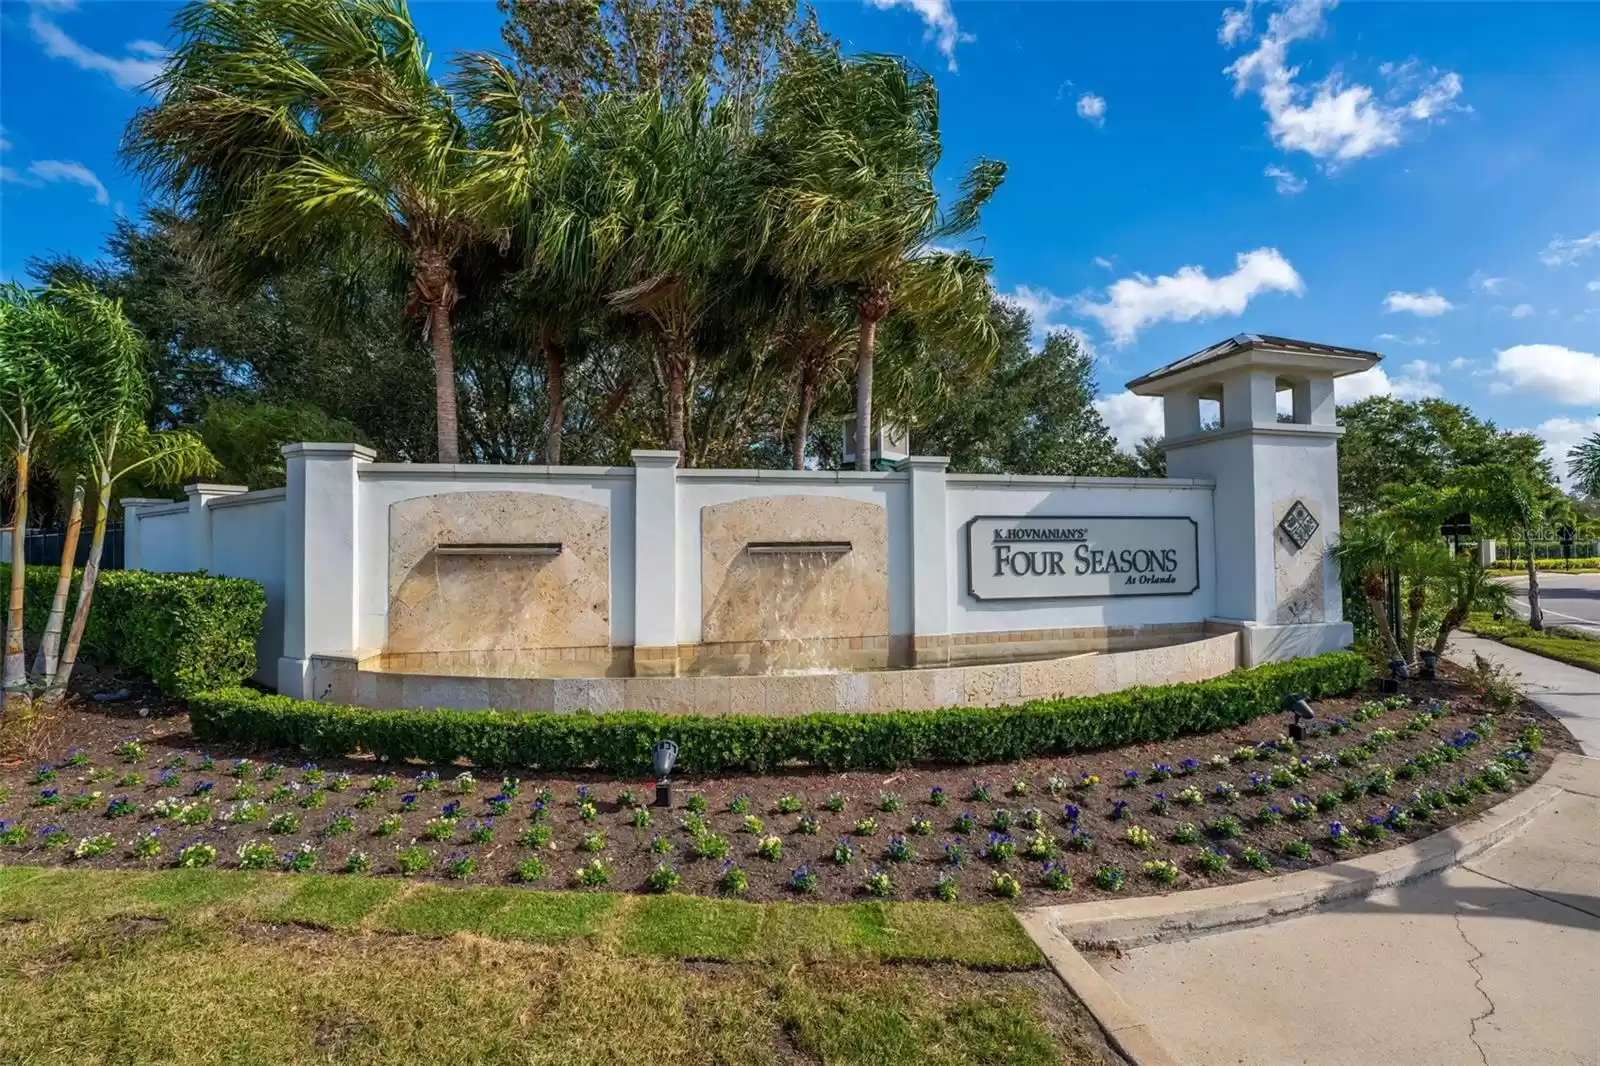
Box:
313, 631, 1241, 715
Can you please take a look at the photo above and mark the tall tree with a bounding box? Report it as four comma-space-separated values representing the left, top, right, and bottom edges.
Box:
763, 49, 1004, 469
1338, 396, 1550, 517
914, 302, 1123, 475
584, 80, 755, 457
125, 0, 555, 463
1568, 427, 1600, 499
38, 286, 215, 706
0, 286, 75, 714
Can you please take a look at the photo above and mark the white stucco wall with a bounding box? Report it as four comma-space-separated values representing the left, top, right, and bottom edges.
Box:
945, 475, 1217, 634
208, 491, 287, 683
132, 506, 194, 573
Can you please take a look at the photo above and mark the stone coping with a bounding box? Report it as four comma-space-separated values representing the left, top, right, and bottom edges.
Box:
1024, 753, 1582, 952
313, 631, 1241, 715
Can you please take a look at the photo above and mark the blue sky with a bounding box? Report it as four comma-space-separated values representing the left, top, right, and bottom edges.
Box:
2, 0, 1597, 477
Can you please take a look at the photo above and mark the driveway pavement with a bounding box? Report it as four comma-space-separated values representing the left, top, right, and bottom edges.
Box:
1498, 571, 1600, 636
1089, 757, 1600, 1066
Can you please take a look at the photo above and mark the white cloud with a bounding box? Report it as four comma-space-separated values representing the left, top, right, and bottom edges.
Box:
999, 284, 1096, 357
30, 8, 165, 91
1588, 279, 1600, 292
1448, 357, 1471, 371
1493, 344, 1600, 405
1334, 360, 1442, 403
0, 158, 109, 205
865, 0, 970, 72
1218, 4, 1254, 47
1541, 230, 1600, 268
1509, 303, 1535, 318
1263, 164, 1306, 195
1383, 289, 1453, 316
1076, 92, 1106, 126
1531, 416, 1600, 490
1469, 272, 1507, 295
1093, 391, 1165, 453
1077, 247, 1304, 346
1091, 256, 1114, 270
1222, 0, 1462, 165
1374, 332, 1433, 347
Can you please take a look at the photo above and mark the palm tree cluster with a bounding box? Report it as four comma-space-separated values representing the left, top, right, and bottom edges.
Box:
0, 285, 215, 717
124, 0, 1007, 470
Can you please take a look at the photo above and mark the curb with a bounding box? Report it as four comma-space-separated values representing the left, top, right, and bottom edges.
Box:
1017, 909, 1184, 1066
1028, 772, 1562, 951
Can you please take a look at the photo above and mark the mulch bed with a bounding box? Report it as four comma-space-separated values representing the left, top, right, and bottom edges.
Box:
0, 665, 1578, 905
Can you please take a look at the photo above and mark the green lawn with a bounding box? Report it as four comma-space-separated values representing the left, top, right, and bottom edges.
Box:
1465, 613, 1600, 674
0, 866, 1114, 1066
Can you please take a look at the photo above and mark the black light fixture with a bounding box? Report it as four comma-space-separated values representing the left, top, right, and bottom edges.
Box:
1380, 657, 1409, 694
1283, 692, 1315, 741
651, 740, 678, 808
1418, 650, 1438, 680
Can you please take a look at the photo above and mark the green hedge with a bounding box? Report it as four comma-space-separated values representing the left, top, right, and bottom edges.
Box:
190, 651, 1368, 775
1, 564, 266, 697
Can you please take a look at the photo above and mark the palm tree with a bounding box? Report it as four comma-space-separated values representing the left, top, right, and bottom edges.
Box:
763, 50, 1005, 469
1569, 429, 1600, 499
125, 0, 554, 463
584, 80, 755, 457
0, 285, 76, 714
38, 286, 215, 707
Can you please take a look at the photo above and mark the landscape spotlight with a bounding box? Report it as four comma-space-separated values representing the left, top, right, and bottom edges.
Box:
1380, 658, 1409, 694
651, 740, 678, 808
1283, 692, 1315, 742
1418, 650, 1438, 681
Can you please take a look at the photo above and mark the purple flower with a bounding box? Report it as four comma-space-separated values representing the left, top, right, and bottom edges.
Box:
441, 800, 461, 819
1063, 803, 1081, 823
1329, 820, 1347, 838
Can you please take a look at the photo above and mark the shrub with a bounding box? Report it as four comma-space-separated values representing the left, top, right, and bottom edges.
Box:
189, 651, 1368, 775
1, 565, 264, 697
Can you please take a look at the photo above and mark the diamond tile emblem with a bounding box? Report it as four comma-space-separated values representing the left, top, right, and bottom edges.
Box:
1279, 500, 1319, 549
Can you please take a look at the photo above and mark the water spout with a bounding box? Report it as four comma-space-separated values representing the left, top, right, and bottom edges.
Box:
746, 541, 851, 555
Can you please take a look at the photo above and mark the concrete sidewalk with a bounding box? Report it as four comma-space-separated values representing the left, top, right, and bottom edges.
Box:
1087, 755, 1600, 1066
1449, 632, 1600, 755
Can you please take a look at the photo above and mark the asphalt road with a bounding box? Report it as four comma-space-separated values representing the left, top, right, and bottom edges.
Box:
1498, 571, 1600, 635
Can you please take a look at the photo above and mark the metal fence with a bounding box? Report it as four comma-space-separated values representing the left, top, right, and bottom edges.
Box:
17, 527, 125, 570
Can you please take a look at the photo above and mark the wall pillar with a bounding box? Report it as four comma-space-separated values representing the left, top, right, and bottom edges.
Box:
632, 450, 680, 677
182, 484, 248, 572
1130, 338, 1373, 666
278, 444, 373, 698
901, 456, 952, 666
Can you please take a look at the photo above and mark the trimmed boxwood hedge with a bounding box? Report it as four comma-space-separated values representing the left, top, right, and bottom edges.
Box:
190, 650, 1368, 775
0, 564, 265, 698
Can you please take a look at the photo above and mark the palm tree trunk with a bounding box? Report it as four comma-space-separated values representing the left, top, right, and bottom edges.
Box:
854, 283, 890, 472
33, 477, 85, 680
44, 480, 110, 708
1524, 528, 1544, 630
1402, 584, 1426, 662
430, 301, 460, 464
792, 377, 814, 471
665, 355, 687, 456
4, 446, 31, 714
543, 327, 566, 465
854, 316, 878, 472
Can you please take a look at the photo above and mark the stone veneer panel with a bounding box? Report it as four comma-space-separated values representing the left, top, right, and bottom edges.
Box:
699, 495, 889, 656
387, 491, 610, 657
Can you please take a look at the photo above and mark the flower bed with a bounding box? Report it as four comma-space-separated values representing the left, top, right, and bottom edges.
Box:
0, 670, 1571, 905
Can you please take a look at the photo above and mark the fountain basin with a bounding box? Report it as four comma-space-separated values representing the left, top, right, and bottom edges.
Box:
308, 629, 1242, 716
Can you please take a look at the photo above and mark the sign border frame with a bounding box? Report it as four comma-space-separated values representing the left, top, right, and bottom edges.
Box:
963, 514, 1201, 602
